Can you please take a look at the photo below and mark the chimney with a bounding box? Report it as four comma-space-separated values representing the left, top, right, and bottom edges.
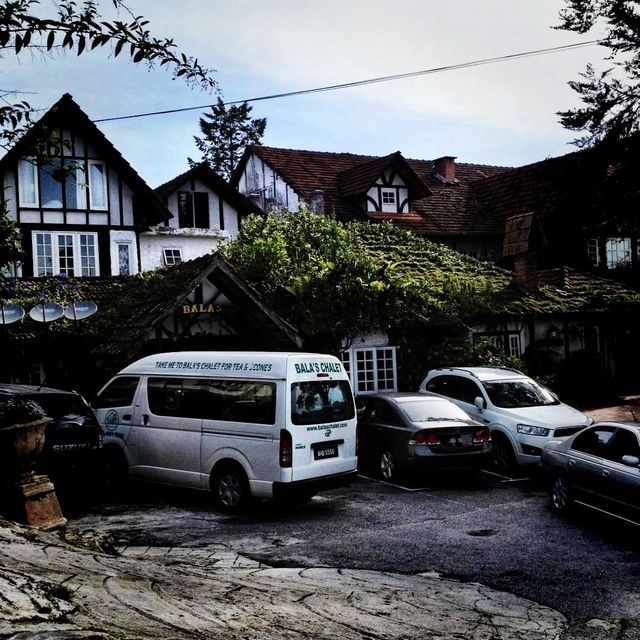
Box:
310, 189, 325, 214
513, 253, 538, 291
433, 156, 457, 183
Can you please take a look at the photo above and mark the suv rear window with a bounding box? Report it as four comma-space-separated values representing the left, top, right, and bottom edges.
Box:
25, 393, 89, 419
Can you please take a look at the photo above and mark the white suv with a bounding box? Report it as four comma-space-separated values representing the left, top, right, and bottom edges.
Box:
418, 367, 591, 472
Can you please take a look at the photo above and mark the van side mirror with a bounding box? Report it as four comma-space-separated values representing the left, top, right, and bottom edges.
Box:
473, 396, 486, 412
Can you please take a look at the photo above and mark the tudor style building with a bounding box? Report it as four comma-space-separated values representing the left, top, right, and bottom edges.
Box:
141, 163, 262, 271
232, 145, 511, 261
0, 94, 172, 279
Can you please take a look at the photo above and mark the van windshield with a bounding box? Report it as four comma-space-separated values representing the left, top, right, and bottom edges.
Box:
483, 380, 559, 408
291, 381, 355, 426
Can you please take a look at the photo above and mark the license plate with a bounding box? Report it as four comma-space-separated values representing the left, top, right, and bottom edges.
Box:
313, 444, 339, 460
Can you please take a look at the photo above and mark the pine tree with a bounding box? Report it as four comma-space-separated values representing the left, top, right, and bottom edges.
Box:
190, 98, 267, 180
557, 1, 640, 145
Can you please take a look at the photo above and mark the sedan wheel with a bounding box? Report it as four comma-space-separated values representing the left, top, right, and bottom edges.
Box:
379, 449, 397, 481
551, 474, 572, 513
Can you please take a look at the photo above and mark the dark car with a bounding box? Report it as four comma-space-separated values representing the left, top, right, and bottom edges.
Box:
0, 383, 103, 479
541, 421, 640, 525
357, 392, 492, 481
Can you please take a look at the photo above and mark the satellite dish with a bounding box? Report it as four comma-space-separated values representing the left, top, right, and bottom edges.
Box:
63, 300, 98, 321
0, 304, 25, 325
29, 302, 64, 323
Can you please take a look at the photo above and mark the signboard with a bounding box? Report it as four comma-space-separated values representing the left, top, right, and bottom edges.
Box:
181, 303, 222, 314
63, 300, 98, 321
0, 304, 25, 325
29, 303, 64, 323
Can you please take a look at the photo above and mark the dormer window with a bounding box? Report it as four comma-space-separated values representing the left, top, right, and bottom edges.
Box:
381, 189, 396, 205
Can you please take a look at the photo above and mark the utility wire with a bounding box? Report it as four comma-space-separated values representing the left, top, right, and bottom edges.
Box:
93, 40, 600, 124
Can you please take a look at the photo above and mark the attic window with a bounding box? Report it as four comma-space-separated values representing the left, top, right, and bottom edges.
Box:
163, 248, 182, 266
381, 189, 396, 205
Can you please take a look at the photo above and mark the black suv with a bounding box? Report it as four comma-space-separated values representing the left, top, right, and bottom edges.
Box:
0, 384, 103, 478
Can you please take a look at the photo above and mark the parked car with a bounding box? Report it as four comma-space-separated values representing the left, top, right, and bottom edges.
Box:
541, 421, 640, 526
356, 392, 491, 481
0, 383, 103, 479
418, 367, 591, 473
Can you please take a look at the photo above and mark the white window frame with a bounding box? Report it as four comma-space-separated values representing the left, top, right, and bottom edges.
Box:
116, 242, 132, 276
32, 231, 99, 277
381, 189, 396, 205
342, 346, 397, 395
587, 238, 600, 267
88, 160, 108, 210
18, 158, 39, 207
163, 248, 183, 266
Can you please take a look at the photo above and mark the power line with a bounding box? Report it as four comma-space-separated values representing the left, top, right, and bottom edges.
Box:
93, 40, 599, 124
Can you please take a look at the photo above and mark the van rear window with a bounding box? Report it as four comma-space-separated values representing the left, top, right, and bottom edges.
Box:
291, 381, 355, 425
148, 377, 276, 424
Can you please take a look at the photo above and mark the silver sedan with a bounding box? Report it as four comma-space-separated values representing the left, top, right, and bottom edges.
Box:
541, 421, 640, 525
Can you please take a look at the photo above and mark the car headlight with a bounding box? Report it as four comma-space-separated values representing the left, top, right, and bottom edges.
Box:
516, 424, 550, 437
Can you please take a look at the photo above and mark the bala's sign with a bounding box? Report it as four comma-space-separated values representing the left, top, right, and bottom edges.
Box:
181, 303, 222, 314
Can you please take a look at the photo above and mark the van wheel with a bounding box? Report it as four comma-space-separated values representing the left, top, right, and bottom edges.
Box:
491, 434, 516, 475
211, 464, 250, 513
102, 447, 128, 494
379, 448, 398, 482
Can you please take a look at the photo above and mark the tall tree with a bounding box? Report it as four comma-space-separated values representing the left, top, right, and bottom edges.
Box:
190, 98, 266, 180
557, 1, 640, 145
0, 0, 217, 272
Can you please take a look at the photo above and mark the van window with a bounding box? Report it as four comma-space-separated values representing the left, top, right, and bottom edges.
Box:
147, 377, 276, 424
291, 381, 354, 426
95, 376, 140, 408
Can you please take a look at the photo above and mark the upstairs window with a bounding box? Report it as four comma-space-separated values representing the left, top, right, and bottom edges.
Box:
178, 191, 209, 228
605, 238, 631, 269
587, 238, 600, 267
163, 248, 182, 266
33, 231, 98, 277
381, 189, 396, 205
17, 158, 107, 210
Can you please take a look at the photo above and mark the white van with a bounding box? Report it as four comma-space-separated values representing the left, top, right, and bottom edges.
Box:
93, 351, 357, 511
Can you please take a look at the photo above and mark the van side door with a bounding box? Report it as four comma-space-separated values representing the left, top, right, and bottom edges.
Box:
130, 376, 203, 488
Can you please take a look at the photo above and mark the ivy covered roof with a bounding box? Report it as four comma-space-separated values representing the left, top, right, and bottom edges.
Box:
352, 223, 640, 316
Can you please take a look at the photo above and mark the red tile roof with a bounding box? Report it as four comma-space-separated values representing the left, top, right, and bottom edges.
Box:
234, 146, 511, 236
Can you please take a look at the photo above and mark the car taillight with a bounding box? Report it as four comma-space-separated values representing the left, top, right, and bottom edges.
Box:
279, 429, 292, 467
411, 431, 440, 446
473, 428, 491, 443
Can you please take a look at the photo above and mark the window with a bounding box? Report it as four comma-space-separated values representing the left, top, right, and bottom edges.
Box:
88, 161, 107, 209
606, 428, 640, 463
33, 231, 99, 277
381, 189, 396, 205
163, 248, 182, 266
291, 381, 355, 426
426, 375, 481, 404
94, 376, 140, 409
587, 238, 600, 267
605, 238, 632, 268
475, 333, 521, 358
571, 426, 616, 458
117, 243, 131, 276
178, 191, 210, 228
18, 159, 38, 206
17, 158, 106, 210
342, 347, 396, 394
147, 377, 276, 424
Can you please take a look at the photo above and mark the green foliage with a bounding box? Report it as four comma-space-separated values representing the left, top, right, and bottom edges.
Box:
557, 1, 640, 145
221, 211, 512, 352
0, 205, 23, 267
0, 398, 46, 428
189, 98, 266, 180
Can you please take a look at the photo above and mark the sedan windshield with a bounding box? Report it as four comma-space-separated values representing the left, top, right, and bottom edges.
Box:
401, 399, 472, 423
483, 380, 558, 408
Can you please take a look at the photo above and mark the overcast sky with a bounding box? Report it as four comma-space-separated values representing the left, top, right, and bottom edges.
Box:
1, 0, 607, 187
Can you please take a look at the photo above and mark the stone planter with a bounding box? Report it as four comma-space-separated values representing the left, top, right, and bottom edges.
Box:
0, 417, 50, 482
0, 417, 67, 530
